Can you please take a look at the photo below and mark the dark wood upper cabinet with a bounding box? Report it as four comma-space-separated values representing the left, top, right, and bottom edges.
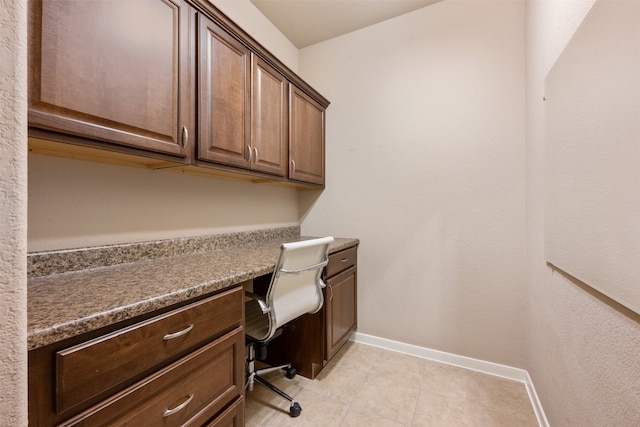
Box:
197, 13, 251, 169
197, 17, 288, 178
289, 85, 326, 185
28, 0, 329, 186
251, 54, 288, 177
28, 0, 192, 158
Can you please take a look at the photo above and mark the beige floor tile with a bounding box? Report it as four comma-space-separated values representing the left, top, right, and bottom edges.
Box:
351, 376, 420, 425
341, 407, 407, 426
366, 349, 427, 390
245, 385, 288, 427
420, 361, 481, 402
329, 340, 383, 374
412, 391, 485, 427
245, 368, 305, 425
482, 408, 540, 427
244, 342, 541, 427
265, 388, 350, 427
301, 357, 369, 403
475, 374, 537, 421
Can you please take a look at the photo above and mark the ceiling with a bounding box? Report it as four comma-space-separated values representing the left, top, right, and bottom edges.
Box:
249, 0, 440, 48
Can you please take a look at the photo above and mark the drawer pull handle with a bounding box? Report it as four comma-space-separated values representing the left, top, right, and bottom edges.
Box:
163, 324, 194, 341
341, 258, 349, 263
163, 393, 194, 417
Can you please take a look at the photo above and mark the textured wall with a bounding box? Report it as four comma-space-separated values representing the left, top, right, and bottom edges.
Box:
0, 0, 28, 424
526, 0, 640, 424
299, 0, 528, 368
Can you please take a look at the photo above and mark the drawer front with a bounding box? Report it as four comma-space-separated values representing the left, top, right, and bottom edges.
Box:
58, 327, 245, 427
324, 246, 357, 278
202, 396, 244, 427
56, 286, 243, 414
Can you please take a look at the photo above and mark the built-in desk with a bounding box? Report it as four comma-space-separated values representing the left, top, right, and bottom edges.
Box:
27, 227, 358, 426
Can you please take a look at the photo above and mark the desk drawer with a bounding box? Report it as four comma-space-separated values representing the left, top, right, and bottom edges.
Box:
56, 287, 243, 414
59, 327, 245, 427
325, 246, 357, 278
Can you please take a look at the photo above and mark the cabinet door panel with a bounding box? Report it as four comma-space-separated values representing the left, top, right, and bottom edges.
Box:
198, 14, 250, 169
202, 396, 244, 427
28, 0, 190, 157
326, 267, 357, 361
289, 85, 325, 185
251, 55, 287, 176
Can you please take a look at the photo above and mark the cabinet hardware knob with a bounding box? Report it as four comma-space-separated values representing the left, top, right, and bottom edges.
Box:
291, 159, 296, 173
254, 147, 259, 163
341, 258, 348, 263
163, 394, 194, 417
162, 324, 194, 341
181, 126, 188, 148
328, 285, 333, 301
247, 145, 252, 163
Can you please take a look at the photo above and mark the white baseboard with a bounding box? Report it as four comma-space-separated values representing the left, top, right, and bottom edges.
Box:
351, 332, 549, 427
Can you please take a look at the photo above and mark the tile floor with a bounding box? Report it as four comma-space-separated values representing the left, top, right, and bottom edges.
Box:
245, 341, 539, 426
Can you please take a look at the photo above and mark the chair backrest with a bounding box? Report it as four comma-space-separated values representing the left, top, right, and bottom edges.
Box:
264, 236, 334, 340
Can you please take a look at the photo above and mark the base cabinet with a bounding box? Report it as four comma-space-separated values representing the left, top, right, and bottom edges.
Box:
28, 287, 244, 426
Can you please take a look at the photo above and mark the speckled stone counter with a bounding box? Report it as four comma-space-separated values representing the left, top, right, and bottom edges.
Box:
27, 227, 359, 350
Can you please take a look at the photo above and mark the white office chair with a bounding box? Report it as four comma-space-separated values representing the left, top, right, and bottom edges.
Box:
245, 236, 334, 417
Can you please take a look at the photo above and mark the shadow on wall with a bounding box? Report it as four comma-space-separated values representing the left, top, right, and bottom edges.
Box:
298, 188, 323, 223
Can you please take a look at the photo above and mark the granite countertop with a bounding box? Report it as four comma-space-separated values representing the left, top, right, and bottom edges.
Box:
27, 228, 358, 351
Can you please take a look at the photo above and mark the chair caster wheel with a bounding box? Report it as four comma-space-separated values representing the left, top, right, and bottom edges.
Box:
285, 367, 297, 379
289, 402, 302, 417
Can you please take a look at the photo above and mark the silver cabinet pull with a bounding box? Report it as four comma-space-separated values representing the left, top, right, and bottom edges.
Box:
254, 147, 259, 163
181, 126, 188, 148
341, 258, 349, 263
163, 394, 194, 417
291, 159, 296, 173
328, 285, 333, 301
247, 145, 252, 163
162, 324, 193, 341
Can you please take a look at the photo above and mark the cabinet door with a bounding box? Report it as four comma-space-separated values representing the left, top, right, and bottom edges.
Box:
251, 54, 288, 176
28, 0, 191, 157
289, 85, 326, 185
325, 266, 357, 361
198, 14, 251, 169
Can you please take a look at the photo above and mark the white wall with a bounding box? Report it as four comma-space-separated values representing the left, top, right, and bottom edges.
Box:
526, 0, 640, 424
28, 0, 301, 252
28, 154, 300, 251
299, 0, 527, 368
0, 0, 28, 424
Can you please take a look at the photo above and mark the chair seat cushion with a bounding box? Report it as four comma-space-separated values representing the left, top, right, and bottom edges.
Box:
245, 299, 270, 342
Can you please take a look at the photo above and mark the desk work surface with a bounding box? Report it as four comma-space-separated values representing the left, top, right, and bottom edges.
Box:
27, 228, 358, 350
